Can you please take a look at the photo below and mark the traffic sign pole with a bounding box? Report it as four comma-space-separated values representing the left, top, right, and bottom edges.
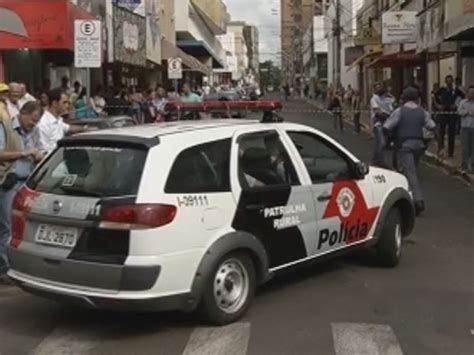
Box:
75, 19, 101, 105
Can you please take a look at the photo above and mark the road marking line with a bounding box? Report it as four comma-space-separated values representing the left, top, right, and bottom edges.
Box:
470, 329, 474, 336
32, 326, 100, 355
332, 322, 404, 355
182, 322, 250, 355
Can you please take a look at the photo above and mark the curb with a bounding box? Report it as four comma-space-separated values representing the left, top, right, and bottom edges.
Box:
304, 100, 472, 185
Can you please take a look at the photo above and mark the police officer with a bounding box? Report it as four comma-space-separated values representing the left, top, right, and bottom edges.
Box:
383, 87, 436, 216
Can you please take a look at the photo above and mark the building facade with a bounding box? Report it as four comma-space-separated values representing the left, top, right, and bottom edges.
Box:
280, 0, 315, 91
352, 0, 473, 105
326, 0, 363, 91
220, 21, 249, 82
243, 25, 260, 84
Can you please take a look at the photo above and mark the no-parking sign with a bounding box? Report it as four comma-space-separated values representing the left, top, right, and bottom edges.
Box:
75, 20, 102, 68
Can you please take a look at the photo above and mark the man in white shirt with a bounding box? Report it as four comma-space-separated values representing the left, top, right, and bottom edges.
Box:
6, 82, 22, 118
370, 83, 394, 167
36, 88, 88, 154
18, 83, 36, 108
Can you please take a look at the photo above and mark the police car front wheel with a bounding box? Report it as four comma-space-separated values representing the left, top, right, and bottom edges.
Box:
376, 208, 402, 268
198, 252, 256, 325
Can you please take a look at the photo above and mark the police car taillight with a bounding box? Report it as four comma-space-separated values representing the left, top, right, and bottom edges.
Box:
10, 210, 25, 249
99, 204, 177, 230
10, 186, 40, 248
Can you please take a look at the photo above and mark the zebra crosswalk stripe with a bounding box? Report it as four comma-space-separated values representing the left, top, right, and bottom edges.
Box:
32, 325, 101, 355
182, 322, 251, 355
332, 322, 404, 355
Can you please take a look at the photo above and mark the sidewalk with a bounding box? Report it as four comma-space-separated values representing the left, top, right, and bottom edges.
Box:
305, 99, 473, 184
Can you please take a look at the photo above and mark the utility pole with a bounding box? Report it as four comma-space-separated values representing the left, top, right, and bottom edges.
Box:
334, 0, 342, 89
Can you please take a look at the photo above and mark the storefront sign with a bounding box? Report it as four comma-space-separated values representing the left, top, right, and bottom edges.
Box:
354, 27, 381, 46
123, 21, 139, 51
75, 20, 102, 68
113, 6, 146, 66
382, 11, 417, 44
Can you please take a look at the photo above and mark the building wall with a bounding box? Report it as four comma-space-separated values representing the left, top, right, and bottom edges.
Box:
161, 0, 176, 45
327, 0, 362, 89
228, 25, 248, 80
191, 0, 228, 32
243, 25, 259, 76
174, 0, 189, 33
280, 0, 293, 83
280, 0, 314, 84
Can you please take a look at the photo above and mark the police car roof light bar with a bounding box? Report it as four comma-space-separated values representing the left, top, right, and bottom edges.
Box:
164, 100, 283, 113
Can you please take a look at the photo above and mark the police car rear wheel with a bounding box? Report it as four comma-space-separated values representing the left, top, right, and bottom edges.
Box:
199, 252, 256, 325
376, 208, 402, 267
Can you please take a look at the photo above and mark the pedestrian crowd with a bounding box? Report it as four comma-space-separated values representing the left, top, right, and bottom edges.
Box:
353, 76, 472, 216
297, 77, 472, 216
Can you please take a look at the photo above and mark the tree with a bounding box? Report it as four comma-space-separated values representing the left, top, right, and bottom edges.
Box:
259, 60, 281, 91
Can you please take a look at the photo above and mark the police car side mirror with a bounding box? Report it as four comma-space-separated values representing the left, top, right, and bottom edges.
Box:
355, 162, 369, 179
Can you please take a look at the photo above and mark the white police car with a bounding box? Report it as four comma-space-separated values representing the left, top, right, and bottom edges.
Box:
7, 118, 414, 325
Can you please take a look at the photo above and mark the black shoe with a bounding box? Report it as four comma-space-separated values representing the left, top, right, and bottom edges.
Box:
415, 201, 425, 216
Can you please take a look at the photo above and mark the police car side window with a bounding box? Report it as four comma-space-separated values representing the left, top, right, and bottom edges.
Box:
288, 131, 352, 183
238, 131, 300, 189
165, 139, 231, 193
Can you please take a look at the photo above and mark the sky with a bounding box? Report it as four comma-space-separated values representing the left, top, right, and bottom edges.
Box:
223, 0, 365, 64
224, 0, 281, 63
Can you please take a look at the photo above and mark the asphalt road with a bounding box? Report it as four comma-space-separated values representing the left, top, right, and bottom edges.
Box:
0, 99, 473, 355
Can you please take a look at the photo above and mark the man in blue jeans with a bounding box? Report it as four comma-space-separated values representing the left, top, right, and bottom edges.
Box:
0, 101, 43, 284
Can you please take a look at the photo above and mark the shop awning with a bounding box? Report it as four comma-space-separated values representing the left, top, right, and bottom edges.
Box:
347, 46, 383, 71
161, 39, 208, 74
367, 49, 458, 68
367, 50, 422, 69
0, 0, 94, 50
177, 40, 225, 69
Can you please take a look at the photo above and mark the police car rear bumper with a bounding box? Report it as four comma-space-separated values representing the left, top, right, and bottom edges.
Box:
8, 271, 194, 312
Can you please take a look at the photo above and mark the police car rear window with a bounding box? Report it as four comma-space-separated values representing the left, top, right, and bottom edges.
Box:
27, 146, 146, 198
165, 139, 231, 193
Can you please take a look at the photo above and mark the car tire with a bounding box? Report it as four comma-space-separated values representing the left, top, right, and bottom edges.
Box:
376, 208, 402, 268
198, 252, 256, 325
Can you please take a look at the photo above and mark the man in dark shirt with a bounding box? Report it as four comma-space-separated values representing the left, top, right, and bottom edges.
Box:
436, 75, 457, 157
105, 88, 130, 117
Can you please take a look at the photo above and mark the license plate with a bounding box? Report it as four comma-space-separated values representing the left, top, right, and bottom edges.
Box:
34, 224, 79, 248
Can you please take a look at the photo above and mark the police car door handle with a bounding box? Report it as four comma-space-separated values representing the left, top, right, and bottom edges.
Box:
317, 193, 332, 202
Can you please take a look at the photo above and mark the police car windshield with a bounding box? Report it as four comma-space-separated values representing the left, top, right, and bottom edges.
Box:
27, 145, 147, 198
